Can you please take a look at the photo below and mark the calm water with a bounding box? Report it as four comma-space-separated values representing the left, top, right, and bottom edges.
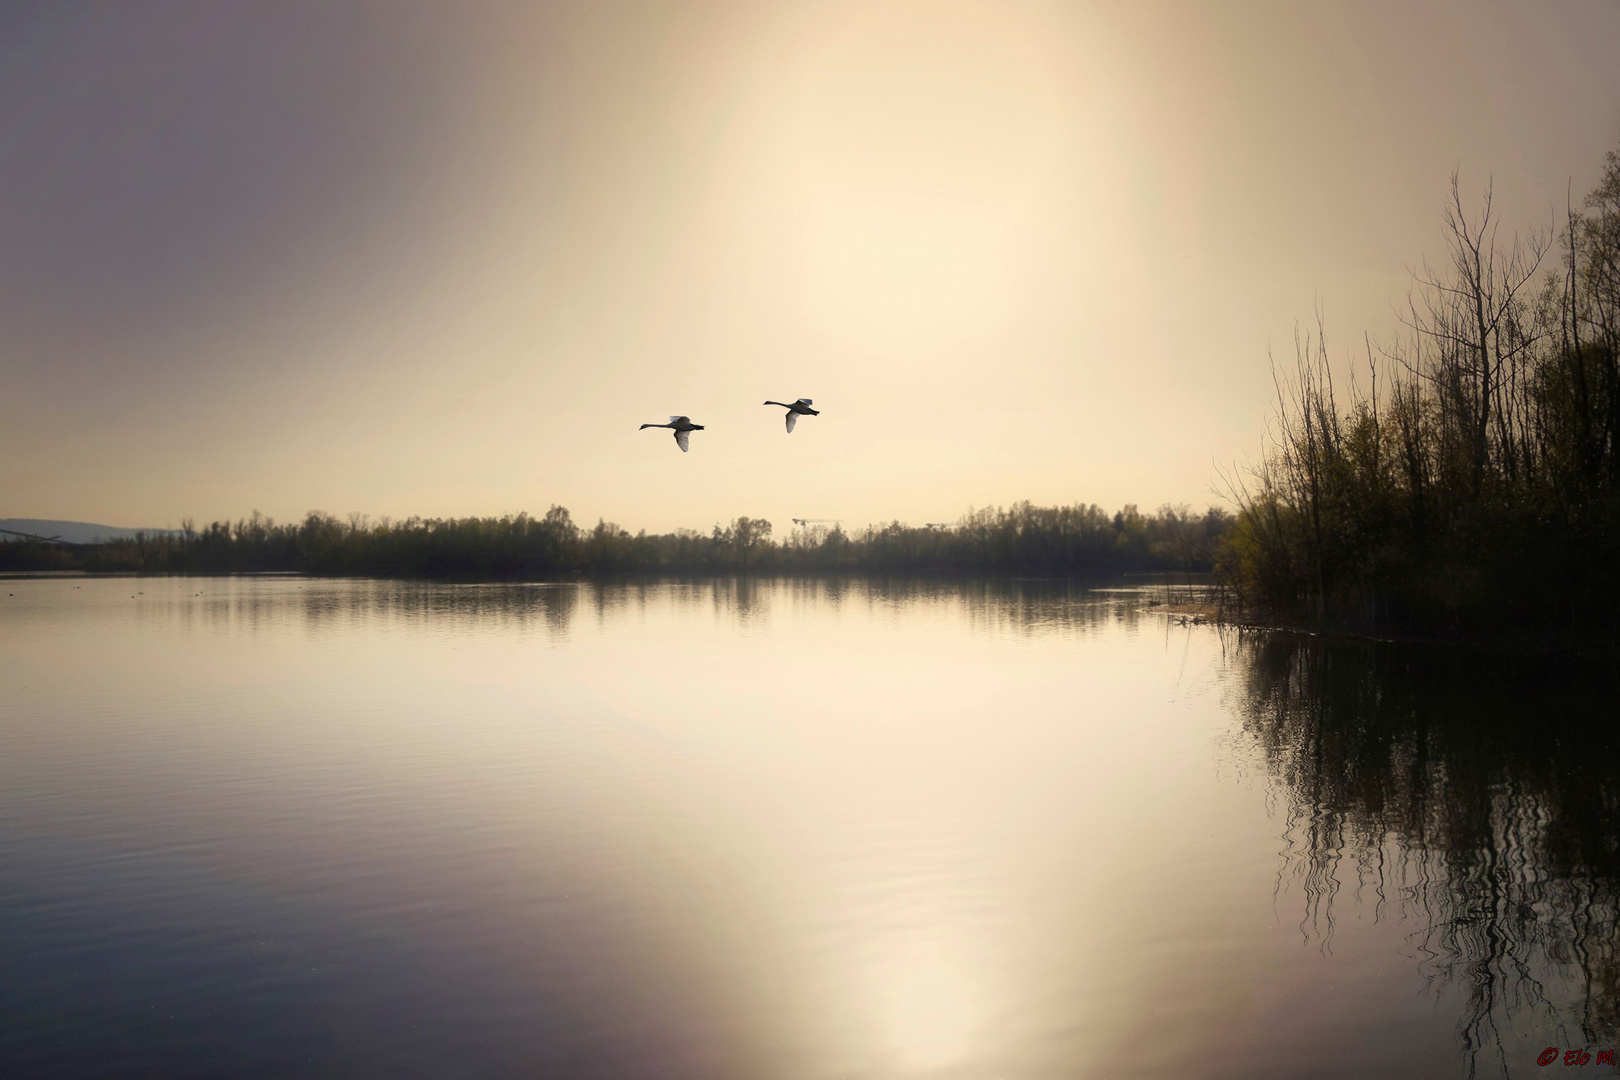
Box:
1, 576, 1615, 1078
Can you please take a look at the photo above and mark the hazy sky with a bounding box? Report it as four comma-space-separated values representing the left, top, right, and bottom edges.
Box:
3, 1, 1619, 533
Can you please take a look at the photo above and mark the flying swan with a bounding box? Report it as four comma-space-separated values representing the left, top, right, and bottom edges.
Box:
764, 398, 819, 433
639, 415, 705, 452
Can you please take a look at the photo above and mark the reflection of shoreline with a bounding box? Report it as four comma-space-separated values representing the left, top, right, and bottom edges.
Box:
1232, 632, 1620, 1072
1149, 600, 1620, 658
58, 574, 1166, 647
1141, 602, 1217, 621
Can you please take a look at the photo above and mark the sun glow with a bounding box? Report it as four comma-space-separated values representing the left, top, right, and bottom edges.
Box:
789, 1, 1061, 354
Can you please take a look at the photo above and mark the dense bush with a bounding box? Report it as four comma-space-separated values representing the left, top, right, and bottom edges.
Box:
1221, 145, 1620, 639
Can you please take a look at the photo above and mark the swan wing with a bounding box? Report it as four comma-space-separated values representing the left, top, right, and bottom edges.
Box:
785, 411, 797, 433
669, 415, 688, 424
675, 429, 690, 453
796, 398, 812, 406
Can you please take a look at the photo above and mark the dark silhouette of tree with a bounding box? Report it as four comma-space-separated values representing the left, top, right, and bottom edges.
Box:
1222, 143, 1620, 641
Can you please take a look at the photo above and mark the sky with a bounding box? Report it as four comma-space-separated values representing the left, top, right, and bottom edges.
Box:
2, 1, 1619, 534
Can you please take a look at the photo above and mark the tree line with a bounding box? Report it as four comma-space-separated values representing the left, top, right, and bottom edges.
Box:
0, 502, 1231, 578
1220, 142, 1620, 639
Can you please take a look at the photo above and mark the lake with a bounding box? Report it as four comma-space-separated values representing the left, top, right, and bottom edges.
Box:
1, 575, 1615, 1078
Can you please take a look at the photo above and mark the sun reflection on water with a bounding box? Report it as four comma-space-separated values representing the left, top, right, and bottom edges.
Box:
875, 945, 977, 1071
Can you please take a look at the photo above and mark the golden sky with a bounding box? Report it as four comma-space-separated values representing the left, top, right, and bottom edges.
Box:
3, 0, 1618, 532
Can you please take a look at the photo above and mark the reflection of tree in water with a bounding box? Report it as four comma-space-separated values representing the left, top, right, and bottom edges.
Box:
1232, 633, 1620, 1075
871, 577, 1149, 638
291, 580, 581, 640
597, 576, 1150, 637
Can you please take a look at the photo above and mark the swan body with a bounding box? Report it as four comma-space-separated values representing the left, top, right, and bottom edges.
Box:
764, 397, 819, 433
639, 415, 705, 452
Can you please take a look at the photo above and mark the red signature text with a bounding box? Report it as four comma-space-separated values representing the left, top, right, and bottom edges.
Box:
1539, 1047, 1616, 1066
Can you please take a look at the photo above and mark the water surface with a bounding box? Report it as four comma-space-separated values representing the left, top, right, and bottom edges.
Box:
1, 576, 1614, 1077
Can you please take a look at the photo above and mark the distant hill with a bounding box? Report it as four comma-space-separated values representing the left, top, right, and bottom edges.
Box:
0, 519, 182, 544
